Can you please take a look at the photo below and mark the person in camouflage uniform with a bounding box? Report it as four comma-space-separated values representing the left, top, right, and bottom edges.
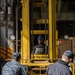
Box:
2, 52, 28, 75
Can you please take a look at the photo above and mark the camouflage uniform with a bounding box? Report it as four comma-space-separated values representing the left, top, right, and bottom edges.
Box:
2, 60, 28, 75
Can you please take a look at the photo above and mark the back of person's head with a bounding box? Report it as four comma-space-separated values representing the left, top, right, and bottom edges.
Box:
37, 35, 43, 40
62, 50, 74, 59
12, 52, 21, 61
62, 50, 75, 63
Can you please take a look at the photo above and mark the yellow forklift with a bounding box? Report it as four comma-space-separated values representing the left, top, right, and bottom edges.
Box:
20, 0, 59, 75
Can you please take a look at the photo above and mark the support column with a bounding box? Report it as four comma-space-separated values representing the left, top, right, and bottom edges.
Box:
21, 0, 30, 63
49, 0, 56, 59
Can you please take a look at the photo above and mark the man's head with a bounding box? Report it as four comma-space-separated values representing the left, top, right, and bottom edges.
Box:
12, 52, 21, 61
62, 50, 74, 64
37, 36, 44, 45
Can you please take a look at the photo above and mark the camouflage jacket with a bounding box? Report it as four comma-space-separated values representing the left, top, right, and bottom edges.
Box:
2, 60, 28, 75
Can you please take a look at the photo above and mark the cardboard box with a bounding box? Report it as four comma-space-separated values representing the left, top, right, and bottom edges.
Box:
70, 37, 75, 54
58, 40, 72, 58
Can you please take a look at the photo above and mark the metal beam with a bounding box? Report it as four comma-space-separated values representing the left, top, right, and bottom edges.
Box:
49, 0, 56, 59
21, 0, 30, 63
31, 30, 48, 34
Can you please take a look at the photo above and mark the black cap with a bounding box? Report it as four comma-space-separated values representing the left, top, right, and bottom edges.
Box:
63, 50, 75, 58
12, 52, 20, 59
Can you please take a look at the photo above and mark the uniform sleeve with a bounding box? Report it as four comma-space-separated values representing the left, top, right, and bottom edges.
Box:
66, 70, 72, 75
46, 66, 49, 75
21, 65, 28, 75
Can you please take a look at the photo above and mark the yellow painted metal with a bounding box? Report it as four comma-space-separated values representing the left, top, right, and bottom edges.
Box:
49, 0, 56, 59
22, 63, 53, 66
70, 63, 75, 75
52, 0, 56, 58
32, 68, 46, 70
29, 70, 35, 75
21, 0, 30, 63
31, 54, 48, 60
71, 63, 74, 75
34, 19, 48, 24
21, 0, 57, 75
31, 30, 48, 34
21, 0, 57, 62
21, 19, 57, 24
